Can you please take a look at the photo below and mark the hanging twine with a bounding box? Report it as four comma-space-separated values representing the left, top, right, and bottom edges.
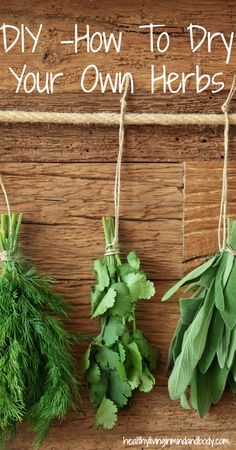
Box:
218, 75, 236, 253
105, 75, 130, 256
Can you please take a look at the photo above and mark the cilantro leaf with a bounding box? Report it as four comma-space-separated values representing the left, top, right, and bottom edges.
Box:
95, 347, 120, 370
127, 251, 140, 270
110, 372, 132, 407
139, 365, 155, 393
134, 329, 158, 371
90, 288, 103, 316
118, 263, 136, 281
87, 363, 101, 384
110, 282, 132, 317
84, 217, 157, 429
93, 259, 110, 292
125, 273, 155, 301
125, 341, 142, 389
134, 329, 150, 358
117, 361, 127, 381
94, 397, 117, 429
118, 343, 126, 363
89, 373, 108, 409
92, 287, 117, 318
80, 345, 91, 373
103, 316, 124, 346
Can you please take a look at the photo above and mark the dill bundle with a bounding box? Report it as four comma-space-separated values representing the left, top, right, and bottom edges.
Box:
0, 182, 79, 448
81, 217, 157, 429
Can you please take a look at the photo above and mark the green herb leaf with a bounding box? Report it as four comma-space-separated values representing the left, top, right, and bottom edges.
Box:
80, 345, 91, 373
110, 372, 132, 407
93, 260, 110, 292
162, 254, 219, 301
103, 316, 124, 347
110, 282, 132, 317
95, 347, 120, 370
168, 283, 214, 400
94, 396, 117, 429
92, 287, 117, 318
139, 365, 155, 392
125, 273, 155, 301
125, 341, 143, 389
83, 217, 157, 429
127, 251, 140, 270
199, 309, 224, 373
87, 363, 101, 384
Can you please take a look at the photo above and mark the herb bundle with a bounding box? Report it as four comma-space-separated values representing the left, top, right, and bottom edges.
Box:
162, 218, 236, 417
0, 211, 79, 448
81, 217, 157, 429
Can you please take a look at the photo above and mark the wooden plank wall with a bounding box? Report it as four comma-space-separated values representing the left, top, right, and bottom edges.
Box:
0, 0, 236, 449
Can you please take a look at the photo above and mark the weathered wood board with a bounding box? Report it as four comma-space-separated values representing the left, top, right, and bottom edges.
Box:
0, 0, 236, 449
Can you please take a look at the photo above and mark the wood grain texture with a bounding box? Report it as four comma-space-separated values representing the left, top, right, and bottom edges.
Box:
0, 0, 236, 448
7, 388, 236, 450
0, 163, 183, 221
184, 162, 236, 272
0, 163, 183, 280
1, 123, 236, 163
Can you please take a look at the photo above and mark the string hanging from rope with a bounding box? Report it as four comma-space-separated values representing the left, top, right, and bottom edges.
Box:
105, 75, 130, 256
218, 75, 236, 252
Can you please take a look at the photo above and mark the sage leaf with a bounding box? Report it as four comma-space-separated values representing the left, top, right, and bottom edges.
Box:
199, 309, 224, 373
168, 282, 214, 400
162, 254, 219, 301
163, 219, 236, 417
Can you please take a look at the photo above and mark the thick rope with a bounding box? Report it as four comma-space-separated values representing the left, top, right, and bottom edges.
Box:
1, 110, 236, 126
218, 76, 236, 251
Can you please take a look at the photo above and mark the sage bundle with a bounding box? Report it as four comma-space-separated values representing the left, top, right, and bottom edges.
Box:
0, 183, 79, 448
163, 219, 236, 416
163, 77, 236, 417
81, 217, 157, 429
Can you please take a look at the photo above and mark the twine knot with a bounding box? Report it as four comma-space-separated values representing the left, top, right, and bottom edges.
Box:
224, 245, 236, 257
104, 244, 120, 257
1, 251, 9, 261
120, 96, 127, 109
0, 251, 16, 262
0, 250, 19, 262
221, 102, 229, 114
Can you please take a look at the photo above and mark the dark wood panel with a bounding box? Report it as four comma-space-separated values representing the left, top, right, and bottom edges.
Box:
0, 163, 183, 220
0, 123, 235, 163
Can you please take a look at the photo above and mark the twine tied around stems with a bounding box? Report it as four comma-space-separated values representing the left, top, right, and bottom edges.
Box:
105, 75, 131, 257
218, 76, 236, 253
225, 245, 236, 257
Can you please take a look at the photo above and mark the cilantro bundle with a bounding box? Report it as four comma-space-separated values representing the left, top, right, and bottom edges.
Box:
0, 212, 79, 448
162, 218, 236, 417
81, 217, 157, 429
